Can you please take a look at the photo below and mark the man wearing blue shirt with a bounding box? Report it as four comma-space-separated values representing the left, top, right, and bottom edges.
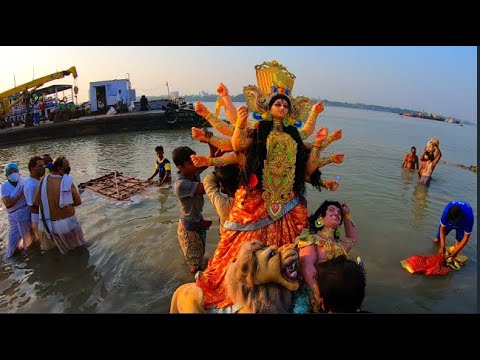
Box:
434, 200, 474, 259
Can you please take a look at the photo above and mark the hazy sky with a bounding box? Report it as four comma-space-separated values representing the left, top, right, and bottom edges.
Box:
0, 46, 476, 122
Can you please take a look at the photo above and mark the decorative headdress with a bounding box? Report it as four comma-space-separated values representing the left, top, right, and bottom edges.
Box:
243, 60, 312, 127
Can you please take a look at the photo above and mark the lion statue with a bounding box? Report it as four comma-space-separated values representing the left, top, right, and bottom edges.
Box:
170, 240, 299, 313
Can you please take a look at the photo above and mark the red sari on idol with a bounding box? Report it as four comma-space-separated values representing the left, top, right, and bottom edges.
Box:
196, 186, 307, 309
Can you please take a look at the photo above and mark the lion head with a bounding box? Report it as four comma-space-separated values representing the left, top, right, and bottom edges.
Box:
225, 240, 299, 313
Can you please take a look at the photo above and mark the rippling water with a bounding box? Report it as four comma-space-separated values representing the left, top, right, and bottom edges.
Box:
0, 104, 477, 313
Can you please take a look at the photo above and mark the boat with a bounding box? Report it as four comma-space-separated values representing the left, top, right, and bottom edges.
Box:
132, 96, 194, 111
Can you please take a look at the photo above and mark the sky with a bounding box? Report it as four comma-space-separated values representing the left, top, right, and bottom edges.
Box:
0, 46, 476, 123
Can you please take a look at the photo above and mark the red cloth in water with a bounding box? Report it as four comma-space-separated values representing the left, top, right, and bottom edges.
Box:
406, 253, 451, 276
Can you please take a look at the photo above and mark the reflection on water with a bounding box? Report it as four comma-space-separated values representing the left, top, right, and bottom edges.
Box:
0, 106, 477, 313
0, 245, 106, 313
412, 182, 430, 230
401, 168, 416, 189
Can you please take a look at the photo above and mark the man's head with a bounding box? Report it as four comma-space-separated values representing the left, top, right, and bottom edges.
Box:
52, 156, 71, 175
215, 165, 240, 197
447, 205, 463, 223
155, 146, 164, 159
172, 146, 197, 176
316, 255, 366, 313
4, 163, 20, 183
411, 146, 416, 153
42, 154, 53, 165
28, 155, 45, 179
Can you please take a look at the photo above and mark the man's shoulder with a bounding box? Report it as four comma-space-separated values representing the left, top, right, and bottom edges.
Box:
1, 181, 11, 193
25, 176, 39, 185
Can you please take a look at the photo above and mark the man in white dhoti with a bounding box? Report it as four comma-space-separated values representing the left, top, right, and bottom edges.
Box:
1, 163, 33, 259
33, 156, 86, 254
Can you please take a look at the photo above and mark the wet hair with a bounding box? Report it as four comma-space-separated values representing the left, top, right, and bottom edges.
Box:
244, 94, 308, 195
52, 156, 67, 172
308, 200, 343, 239
28, 155, 43, 170
215, 165, 240, 196
411, 146, 416, 152
155, 146, 164, 153
447, 205, 463, 222
172, 146, 195, 167
316, 255, 366, 313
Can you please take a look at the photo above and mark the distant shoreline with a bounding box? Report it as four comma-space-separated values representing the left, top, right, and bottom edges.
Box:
143, 95, 474, 126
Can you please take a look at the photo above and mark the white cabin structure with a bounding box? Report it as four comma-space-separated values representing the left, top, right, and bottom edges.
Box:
89, 79, 136, 113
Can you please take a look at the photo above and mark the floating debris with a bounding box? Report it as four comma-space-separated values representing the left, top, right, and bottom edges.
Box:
78, 171, 152, 201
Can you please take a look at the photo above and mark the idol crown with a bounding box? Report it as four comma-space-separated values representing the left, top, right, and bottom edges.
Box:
255, 60, 296, 97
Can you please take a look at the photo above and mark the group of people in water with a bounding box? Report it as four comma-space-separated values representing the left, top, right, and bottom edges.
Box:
402, 137, 442, 187
1, 60, 474, 314
1, 154, 85, 260
168, 60, 474, 313
168, 60, 364, 313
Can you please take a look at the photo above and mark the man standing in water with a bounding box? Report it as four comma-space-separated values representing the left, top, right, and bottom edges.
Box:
147, 146, 172, 187
402, 146, 419, 169
33, 156, 86, 254
1, 163, 33, 258
24, 155, 56, 251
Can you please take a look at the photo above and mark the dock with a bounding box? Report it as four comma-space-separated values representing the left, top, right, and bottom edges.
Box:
0, 109, 207, 147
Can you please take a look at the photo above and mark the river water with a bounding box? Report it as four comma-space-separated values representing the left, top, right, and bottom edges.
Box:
0, 104, 477, 313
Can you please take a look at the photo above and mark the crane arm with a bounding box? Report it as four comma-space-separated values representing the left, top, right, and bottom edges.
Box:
0, 66, 77, 99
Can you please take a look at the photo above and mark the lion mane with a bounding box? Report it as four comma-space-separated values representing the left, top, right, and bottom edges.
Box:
170, 240, 298, 313
225, 240, 293, 314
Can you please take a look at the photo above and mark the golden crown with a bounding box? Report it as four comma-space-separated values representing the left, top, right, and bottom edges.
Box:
255, 60, 296, 95
243, 60, 312, 126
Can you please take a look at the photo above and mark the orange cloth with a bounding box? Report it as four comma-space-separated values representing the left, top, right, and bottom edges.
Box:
197, 186, 308, 309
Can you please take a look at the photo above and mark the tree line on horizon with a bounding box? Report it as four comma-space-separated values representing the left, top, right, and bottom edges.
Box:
137, 93, 470, 125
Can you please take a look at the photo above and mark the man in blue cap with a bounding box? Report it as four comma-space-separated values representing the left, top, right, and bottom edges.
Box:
1, 163, 34, 258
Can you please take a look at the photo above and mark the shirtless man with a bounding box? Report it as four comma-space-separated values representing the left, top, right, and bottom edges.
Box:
402, 146, 419, 170
33, 156, 86, 254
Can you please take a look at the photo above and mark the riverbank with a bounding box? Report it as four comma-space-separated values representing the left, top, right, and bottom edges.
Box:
0, 109, 205, 147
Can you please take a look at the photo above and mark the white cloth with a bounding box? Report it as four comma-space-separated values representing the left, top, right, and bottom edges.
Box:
38, 174, 53, 238
31, 213, 39, 223
4, 215, 33, 259
37, 174, 85, 254
48, 215, 85, 254
1, 177, 27, 214
38, 214, 85, 254
59, 174, 74, 208
23, 176, 40, 206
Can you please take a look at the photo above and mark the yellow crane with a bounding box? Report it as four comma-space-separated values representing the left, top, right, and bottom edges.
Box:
0, 66, 78, 124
